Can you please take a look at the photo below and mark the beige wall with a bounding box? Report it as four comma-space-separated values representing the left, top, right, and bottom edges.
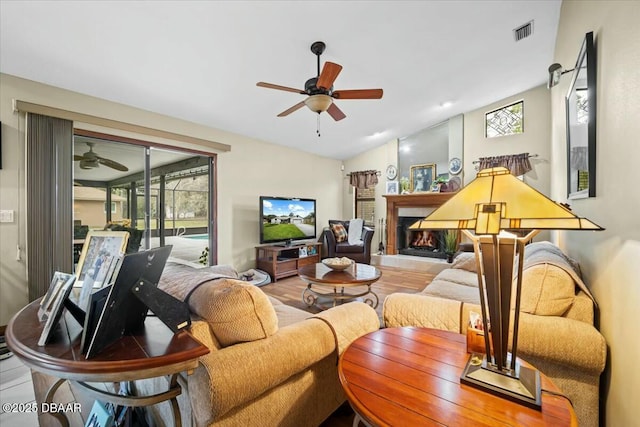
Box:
550, 2, 640, 426
0, 73, 343, 325
463, 84, 551, 195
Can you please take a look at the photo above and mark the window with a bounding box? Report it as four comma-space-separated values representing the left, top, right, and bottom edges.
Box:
104, 202, 117, 214
355, 187, 375, 226
485, 101, 524, 138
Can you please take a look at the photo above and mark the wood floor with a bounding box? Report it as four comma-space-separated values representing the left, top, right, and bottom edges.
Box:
259, 263, 445, 319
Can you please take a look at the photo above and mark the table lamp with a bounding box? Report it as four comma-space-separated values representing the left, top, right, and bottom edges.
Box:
410, 167, 603, 408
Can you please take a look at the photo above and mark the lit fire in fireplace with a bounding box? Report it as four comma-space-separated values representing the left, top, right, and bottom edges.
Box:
411, 231, 438, 248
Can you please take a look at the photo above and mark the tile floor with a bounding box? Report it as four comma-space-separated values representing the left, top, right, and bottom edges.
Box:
0, 353, 39, 425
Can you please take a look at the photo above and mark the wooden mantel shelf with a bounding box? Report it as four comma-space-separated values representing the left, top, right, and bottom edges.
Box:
383, 192, 456, 254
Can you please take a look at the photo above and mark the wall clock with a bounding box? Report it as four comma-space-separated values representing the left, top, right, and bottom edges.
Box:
448, 157, 462, 175
385, 165, 397, 180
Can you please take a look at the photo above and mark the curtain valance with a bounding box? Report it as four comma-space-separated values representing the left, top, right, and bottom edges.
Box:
349, 170, 379, 189
477, 152, 532, 176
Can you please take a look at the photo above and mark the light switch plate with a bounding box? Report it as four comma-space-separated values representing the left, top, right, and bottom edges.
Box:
0, 210, 15, 223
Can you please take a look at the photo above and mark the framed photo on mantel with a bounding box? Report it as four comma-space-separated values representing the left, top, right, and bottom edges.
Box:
410, 164, 436, 193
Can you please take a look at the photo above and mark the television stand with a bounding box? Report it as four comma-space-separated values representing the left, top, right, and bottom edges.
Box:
273, 239, 294, 247
256, 242, 322, 281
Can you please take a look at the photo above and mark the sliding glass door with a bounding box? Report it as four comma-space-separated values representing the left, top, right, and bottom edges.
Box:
73, 132, 216, 265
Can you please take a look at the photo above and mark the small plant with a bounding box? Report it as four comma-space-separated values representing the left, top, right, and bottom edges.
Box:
400, 176, 410, 193
444, 230, 458, 254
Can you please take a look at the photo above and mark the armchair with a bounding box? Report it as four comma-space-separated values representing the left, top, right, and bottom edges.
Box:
321, 219, 374, 264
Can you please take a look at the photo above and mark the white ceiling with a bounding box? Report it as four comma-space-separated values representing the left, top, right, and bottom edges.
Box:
0, 1, 561, 161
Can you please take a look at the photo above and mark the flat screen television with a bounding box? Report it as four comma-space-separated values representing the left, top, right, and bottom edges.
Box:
260, 196, 316, 244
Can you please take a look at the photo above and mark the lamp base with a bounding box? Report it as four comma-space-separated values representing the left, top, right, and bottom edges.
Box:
460, 353, 542, 410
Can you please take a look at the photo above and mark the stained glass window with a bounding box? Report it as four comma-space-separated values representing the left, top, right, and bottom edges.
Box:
485, 101, 524, 138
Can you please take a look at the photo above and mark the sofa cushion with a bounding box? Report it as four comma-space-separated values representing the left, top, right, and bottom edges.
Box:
330, 223, 348, 243
422, 279, 481, 305
451, 252, 477, 273
189, 279, 278, 347
519, 264, 575, 316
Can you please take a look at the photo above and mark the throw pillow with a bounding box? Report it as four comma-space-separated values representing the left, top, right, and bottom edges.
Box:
519, 264, 575, 316
451, 252, 477, 273
331, 223, 348, 243
188, 279, 278, 347
348, 218, 364, 245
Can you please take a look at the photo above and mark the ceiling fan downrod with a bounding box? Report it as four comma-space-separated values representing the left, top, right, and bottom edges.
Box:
310, 41, 326, 77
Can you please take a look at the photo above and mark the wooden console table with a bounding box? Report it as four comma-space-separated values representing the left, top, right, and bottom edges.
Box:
6, 299, 209, 427
383, 192, 455, 255
256, 242, 322, 281
339, 327, 577, 426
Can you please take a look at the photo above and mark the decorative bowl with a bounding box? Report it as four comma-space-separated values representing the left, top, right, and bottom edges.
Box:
322, 257, 354, 271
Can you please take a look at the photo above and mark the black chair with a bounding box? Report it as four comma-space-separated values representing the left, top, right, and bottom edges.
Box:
321, 220, 375, 264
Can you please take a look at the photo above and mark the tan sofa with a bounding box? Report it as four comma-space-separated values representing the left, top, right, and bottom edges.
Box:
383, 241, 606, 427
137, 263, 380, 427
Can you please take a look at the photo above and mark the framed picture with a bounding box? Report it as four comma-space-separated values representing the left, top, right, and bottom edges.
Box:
448, 157, 462, 175
38, 272, 75, 321
38, 274, 75, 346
410, 164, 436, 192
386, 181, 399, 194
75, 231, 129, 289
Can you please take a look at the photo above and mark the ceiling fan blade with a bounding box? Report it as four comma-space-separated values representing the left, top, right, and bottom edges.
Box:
257, 82, 305, 94
327, 103, 346, 121
332, 89, 383, 100
74, 155, 85, 161
277, 101, 306, 117
97, 157, 129, 172
317, 62, 343, 90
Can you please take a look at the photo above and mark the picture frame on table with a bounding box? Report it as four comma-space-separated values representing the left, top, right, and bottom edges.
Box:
386, 181, 399, 194
39, 271, 75, 321
410, 164, 436, 193
38, 273, 76, 346
75, 231, 129, 289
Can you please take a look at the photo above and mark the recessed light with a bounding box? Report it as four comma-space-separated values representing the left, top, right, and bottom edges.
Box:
369, 131, 386, 138
440, 101, 453, 108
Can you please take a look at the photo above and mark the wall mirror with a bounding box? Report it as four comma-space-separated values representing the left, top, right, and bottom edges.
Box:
566, 31, 596, 199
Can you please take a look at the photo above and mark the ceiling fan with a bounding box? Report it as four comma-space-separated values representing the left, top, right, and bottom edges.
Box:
257, 41, 383, 123
74, 142, 129, 172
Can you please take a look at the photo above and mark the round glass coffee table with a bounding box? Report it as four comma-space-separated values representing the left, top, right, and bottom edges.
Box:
298, 263, 381, 309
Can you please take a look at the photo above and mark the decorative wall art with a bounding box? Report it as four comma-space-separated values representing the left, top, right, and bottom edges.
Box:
409, 164, 436, 193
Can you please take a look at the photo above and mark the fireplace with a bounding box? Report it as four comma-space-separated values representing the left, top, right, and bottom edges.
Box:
383, 192, 455, 255
396, 217, 447, 259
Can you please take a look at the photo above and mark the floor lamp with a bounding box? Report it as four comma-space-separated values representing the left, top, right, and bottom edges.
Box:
410, 167, 603, 408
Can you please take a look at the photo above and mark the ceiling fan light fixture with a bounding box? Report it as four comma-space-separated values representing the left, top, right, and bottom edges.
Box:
304, 94, 332, 113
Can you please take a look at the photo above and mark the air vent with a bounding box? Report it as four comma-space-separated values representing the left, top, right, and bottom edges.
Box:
513, 20, 534, 42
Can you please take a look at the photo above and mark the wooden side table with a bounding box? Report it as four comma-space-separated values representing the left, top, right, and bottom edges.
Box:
6, 299, 209, 427
339, 327, 577, 427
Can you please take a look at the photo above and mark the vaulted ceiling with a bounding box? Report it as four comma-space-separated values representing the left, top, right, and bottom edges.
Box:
0, 1, 561, 160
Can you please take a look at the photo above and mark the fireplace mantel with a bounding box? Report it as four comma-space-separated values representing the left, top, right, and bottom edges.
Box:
383, 192, 456, 255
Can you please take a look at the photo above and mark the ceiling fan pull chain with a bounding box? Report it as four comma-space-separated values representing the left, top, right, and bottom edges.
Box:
317, 113, 321, 137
